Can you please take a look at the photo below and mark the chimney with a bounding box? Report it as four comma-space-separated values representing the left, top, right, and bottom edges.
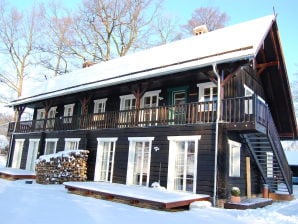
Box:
82, 61, 95, 68
193, 25, 208, 36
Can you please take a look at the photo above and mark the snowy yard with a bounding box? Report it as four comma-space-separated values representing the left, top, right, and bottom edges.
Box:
0, 178, 297, 224
0, 154, 6, 167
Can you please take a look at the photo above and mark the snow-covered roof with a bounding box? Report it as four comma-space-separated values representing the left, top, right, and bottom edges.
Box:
9, 15, 276, 106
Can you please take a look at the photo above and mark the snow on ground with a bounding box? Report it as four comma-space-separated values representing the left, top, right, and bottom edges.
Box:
0, 179, 297, 224
0, 154, 7, 168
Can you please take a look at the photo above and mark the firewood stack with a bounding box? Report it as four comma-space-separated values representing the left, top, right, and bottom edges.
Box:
35, 150, 89, 184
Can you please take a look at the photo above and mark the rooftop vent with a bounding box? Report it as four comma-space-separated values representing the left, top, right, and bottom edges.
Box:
193, 25, 209, 36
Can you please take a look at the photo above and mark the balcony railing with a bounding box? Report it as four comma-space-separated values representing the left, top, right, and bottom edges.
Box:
8, 96, 266, 134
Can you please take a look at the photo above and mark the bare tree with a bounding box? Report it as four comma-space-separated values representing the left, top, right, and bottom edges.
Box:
0, 0, 43, 98
36, 2, 75, 77
66, 0, 161, 63
182, 7, 230, 35
152, 13, 182, 45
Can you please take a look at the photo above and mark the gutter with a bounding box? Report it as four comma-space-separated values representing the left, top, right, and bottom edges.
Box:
212, 64, 221, 206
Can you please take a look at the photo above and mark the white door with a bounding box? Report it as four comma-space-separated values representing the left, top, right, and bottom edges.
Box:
167, 136, 200, 193
12, 139, 25, 168
126, 137, 154, 187
94, 138, 117, 182
26, 139, 39, 171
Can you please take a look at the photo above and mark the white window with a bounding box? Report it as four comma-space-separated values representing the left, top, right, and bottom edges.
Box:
47, 107, 57, 129
64, 104, 75, 123
244, 85, 254, 114
140, 90, 161, 124
64, 138, 80, 150
197, 82, 217, 111
120, 94, 136, 111
266, 152, 273, 178
229, 140, 241, 177
93, 98, 107, 121
36, 109, 46, 129
119, 94, 136, 125
12, 139, 25, 168
167, 136, 200, 193
94, 138, 118, 182
44, 138, 58, 155
26, 139, 40, 171
126, 137, 154, 187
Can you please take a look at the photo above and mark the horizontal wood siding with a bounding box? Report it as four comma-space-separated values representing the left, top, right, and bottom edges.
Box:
86, 124, 216, 195
223, 132, 262, 198
224, 65, 265, 100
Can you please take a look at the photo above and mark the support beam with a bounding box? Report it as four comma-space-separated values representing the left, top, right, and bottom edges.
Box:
79, 96, 91, 116
256, 61, 279, 76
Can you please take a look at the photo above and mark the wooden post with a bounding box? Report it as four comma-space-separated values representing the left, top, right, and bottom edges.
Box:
246, 157, 251, 198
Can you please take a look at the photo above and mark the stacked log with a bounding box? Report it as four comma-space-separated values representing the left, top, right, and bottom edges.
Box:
35, 150, 89, 184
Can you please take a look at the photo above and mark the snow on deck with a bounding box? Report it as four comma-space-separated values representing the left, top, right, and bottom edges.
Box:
64, 181, 210, 208
0, 168, 35, 176
0, 168, 36, 180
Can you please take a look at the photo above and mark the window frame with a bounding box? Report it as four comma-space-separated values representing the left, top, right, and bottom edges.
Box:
63, 104, 75, 123
64, 138, 81, 150
126, 137, 154, 187
44, 138, 59, 155
167, 135, 201, 193
25, 139, 40, 171
197, 82, 217, 111
94, 137, 118, 182
228, 139, 241, 177
12, 139, 25, 168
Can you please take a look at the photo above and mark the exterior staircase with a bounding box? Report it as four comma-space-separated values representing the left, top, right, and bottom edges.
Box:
242, 110, 293, 195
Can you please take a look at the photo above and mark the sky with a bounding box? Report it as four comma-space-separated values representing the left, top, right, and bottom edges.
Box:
9, 0, 298, 80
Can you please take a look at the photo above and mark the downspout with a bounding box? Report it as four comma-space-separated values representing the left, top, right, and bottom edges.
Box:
212, 64, 221, 206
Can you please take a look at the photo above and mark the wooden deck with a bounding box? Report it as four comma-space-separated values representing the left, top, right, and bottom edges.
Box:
0, 168, 36, 180
224, 198, 273, 210
64, 182, 210, 211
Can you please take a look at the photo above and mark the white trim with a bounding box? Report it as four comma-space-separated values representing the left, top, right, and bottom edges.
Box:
126, 137, 154, 187
142, 90, 161, 98
25, 139, 40, 171
167, 135, 201, 141
96, 137, 118, 142
128, 137, 155, 141
197, 82, 217, 102
63, 104, 75, 123
167, 135, 201, 193
93, 98, 107, 113
12, 139, 25, 168
44, 138, 58, 155
228, 139, 241, 177
94, 138, 118, 182
244, 84, 254, 115
64, 138, 81, 150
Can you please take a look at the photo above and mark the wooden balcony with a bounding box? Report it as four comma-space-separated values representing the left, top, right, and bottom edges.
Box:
8, 96, 267, 134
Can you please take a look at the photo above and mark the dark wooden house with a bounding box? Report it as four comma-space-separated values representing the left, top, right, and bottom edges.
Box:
6, 15, 297, 204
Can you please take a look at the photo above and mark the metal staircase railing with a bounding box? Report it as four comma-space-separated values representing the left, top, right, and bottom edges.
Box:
242, 96, 292, 195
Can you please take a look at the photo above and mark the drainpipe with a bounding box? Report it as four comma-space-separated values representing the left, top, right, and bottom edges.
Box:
212, 64, 221, 206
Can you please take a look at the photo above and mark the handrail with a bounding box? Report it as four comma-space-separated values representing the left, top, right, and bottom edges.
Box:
7, 96, 269, 133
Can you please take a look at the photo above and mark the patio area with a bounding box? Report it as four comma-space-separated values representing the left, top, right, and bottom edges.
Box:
64, 181, 210, 210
